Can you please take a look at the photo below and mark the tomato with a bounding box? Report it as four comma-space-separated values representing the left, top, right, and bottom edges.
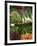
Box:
28, 34, 32, 39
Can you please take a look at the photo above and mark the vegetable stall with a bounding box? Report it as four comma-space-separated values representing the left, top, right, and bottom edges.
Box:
10, 6, 32, 40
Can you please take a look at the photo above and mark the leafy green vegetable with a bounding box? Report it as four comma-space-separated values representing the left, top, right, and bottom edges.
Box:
10, 6, 32, 34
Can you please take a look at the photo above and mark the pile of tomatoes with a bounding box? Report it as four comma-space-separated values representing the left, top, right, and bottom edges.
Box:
21, 33, 32, 40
